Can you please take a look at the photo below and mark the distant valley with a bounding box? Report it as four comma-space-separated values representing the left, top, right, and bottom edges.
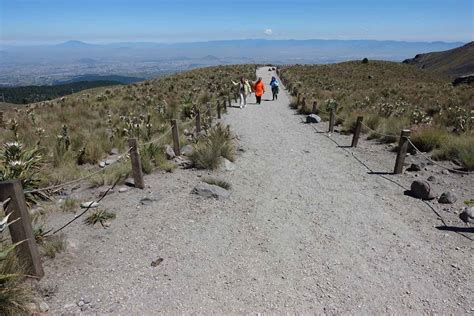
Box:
0, 39, 464, 86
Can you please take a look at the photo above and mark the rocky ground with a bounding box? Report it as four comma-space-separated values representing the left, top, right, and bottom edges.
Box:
33, 67, 473, 314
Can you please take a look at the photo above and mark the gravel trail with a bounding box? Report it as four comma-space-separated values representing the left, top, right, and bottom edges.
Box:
41, 67, 473, 314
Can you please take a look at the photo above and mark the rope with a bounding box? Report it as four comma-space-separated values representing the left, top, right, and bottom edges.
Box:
407, 139, 473, 175
299, 116, 473, 241
49, 175, 122, 235
24, 148, 132, 194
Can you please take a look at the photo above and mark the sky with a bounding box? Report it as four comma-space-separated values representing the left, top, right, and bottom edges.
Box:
1, 0, 473, 44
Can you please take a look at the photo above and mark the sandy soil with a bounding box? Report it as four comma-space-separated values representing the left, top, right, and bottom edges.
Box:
38, 67, 473, 314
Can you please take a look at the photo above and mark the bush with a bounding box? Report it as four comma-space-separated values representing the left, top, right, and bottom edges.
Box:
190, 123, 235, 170
433, 134, 474, 170
410, 127, 448, 152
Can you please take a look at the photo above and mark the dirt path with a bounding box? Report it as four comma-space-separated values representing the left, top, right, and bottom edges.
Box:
41, 67, 473, 314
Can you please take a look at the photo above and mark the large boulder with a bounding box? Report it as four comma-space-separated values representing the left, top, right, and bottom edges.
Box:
438, 192, 457, 204
410, 180, 435, 200
192, 183, 231, 200
306, 114, 321, 124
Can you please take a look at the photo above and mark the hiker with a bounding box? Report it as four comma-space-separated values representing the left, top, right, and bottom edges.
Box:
231, 77, 252, 108
254, 77, 265, 104
269, 76, 279, 100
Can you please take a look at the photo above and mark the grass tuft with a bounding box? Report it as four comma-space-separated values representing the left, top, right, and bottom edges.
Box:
202, 177, 231, 190
84, 209, 116, 227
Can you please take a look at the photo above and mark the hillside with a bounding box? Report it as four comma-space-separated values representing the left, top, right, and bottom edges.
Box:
403, 41, 474, 78
0, 80, 124, 104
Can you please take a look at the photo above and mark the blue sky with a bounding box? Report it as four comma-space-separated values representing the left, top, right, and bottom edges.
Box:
1, 0, 472, 44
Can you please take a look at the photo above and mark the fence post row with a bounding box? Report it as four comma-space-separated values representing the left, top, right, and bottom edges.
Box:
0, 180, 44, 278
351, 116, 364, 147
171, 119, 181, 156
329, 106, 336, 133
128, 138, 145, 189
394, 129, 411, 174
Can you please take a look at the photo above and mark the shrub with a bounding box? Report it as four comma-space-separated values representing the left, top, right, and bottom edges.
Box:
190, 123, 235, 170
84, 209, 116, 227
410, 127, 448, 152
433, 134, 474, 170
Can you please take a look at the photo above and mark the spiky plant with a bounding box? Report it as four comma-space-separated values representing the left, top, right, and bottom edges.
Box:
84, 210, 116, 227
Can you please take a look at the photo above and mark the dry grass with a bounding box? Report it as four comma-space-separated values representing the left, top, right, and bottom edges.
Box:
202, 177, 232, 190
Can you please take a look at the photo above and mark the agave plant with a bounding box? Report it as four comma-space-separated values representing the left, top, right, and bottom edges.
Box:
0, 142, 47, 204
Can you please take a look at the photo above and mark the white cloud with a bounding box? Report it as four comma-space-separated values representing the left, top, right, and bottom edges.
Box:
264, 28, 273, 36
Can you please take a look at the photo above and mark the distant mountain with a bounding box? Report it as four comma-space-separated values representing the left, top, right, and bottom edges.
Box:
56, 40, 96, 48
403, 41, 474, 78
54, 74, 145, 85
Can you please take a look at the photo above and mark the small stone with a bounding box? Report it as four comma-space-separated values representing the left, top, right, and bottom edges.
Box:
110, 148, 119, 155
82, 297, 92, 304
140, 196, 160, 206
306, 114, 322, 124
223, 158, 236, 171
81, 305, 90, 312
77, 300, 85, 307
165, 145, 176, 159
192, 183, 231, 200
459, 206, 474, 224
438, 192, 457, 204
118, 187, 129, 193
427, 175, 436, 182
39, 302, 49, 312
98, 161, 106, 168
442, 169, 450, 175
80, 201, 99, 208
183, 129, 192, 136
407, 163, 425, 172
124, 178, 135, 187
64, 303, 76, 310
105, 158, 117, 165
410, 180, 435, 200
181, 145, 194, 156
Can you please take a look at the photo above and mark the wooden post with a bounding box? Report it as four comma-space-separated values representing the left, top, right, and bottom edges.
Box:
0, 180, 44, 278
207, 103, 212, 126
301, 97, 306, 111
171, 119, 181, 156
223, 98, 227, 110
311, 101, 318, 114
195, 110, 201, 133
217, 101, 221, 119
394, 129, 411, 174
329, 107, 336, 133
127, 138, 145, 189
0, 111, 4, 128
351, 116, 364, 147
297, 94, 301, 106
227, 96, 232, 108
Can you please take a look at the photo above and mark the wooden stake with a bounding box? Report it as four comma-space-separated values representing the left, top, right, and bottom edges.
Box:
171, 119, 181, 156
311, 101, 318, 114
223, 98, 227, 110
217, 102, 221, 119
0, 180, 44, 278
351, 116, 364, 147
128, 138, 145, 189
0, 111, 4, 128
394, 129, 411, 174
195, 110, 201, 133
329, 107, 336, 133
227, 96, 232, 108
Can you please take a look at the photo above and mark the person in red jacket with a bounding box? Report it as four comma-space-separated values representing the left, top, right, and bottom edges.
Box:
254, 77, 265, 104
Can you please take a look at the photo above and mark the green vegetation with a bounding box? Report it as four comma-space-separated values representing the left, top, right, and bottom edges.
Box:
281, 61, 474, 169
190, 123, 235, 170
0, 64, 255, 190
0, 81, 123, 104
84, 209, 116, 227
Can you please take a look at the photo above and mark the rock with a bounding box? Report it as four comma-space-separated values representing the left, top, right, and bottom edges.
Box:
98, 161, 106, 168
165, 145, 176, 159
173, 156, 193, 169
459, 206, 474, 224
438, 192, 457, 204
442, 169, 450, 175
407, 163, 425, 172
82, 297, 92, 304
110, 148, 119, 155
118, 187, 129, 193
105, 158, 117, 165
80, 201, 99, 208
306, 114, 322, 124
410, 180, 435, 200
181, 145, 194, 156
140, 196, 160, 206
183, 129, 192, 136
223, 158, 236, 171
192, 183, 231, 200
427, 175, 436, 182
124, 178, 135, 187
77, 300, 85, 307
